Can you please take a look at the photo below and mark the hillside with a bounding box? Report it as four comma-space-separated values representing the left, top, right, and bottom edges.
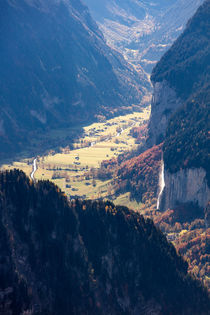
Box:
115, 144, 162, 205
0, 0, 147, 160
0, 169, 209, 314
148, 0, 210, 172
163, 86, 209, 184
155, 0, 210, 181
151, 0, 210, 99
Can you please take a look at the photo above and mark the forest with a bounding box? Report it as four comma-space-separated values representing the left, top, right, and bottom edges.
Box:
0, 169, 209, 314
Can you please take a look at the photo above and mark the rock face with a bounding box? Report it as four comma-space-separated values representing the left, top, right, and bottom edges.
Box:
147, 80, 183, 147
160, 168, 210, 211
205, 202, 210, 227
148, 1, 210, 211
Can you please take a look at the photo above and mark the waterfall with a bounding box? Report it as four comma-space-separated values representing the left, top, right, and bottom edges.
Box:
157, 159, 165, 210
30, 158, 37, 181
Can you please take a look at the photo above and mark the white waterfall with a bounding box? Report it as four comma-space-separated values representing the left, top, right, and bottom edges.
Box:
157, 160, 165, 209
30, 158, 37, 181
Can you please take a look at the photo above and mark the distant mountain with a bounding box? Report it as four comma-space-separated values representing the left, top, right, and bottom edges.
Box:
0, 169, 209, 314
0, 0, 147, 160
83, 0, 204, 73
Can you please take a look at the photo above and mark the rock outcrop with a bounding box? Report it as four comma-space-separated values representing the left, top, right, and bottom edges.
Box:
147, 80, 183, 147
159, 168, 210, 211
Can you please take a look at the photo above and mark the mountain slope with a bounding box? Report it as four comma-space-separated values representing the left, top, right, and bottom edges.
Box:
163, 87, 209, 185
147, 0, 209, 148
147, 0, 210, 212
115, 144, 162, 204
151, 0, 210, 99
148, 0, 209, 149
0, 0, 147, 160
151, 0, 210, 178
0, 169, 209, 314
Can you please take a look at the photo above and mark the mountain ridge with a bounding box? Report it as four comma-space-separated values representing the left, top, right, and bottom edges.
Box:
0, 169, 209, 314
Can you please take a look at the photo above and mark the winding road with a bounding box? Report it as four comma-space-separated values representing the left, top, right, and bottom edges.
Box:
30, 158, 37, 181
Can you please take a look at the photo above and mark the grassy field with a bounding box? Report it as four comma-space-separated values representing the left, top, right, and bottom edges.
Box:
114, 192, 144, 211
1, 108, 150, 209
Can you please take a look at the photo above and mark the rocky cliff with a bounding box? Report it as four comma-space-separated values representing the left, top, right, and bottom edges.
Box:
148, 1, 210, 211
159, 168, 210, 211
147, 80, 183, 147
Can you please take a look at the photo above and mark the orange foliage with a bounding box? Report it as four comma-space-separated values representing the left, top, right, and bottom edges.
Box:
115, 144, 162, 203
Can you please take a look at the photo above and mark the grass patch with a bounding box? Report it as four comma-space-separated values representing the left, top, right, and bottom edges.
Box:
113, 192, 144, 211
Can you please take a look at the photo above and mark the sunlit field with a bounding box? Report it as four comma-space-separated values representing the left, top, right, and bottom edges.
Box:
2, 108, 150, 208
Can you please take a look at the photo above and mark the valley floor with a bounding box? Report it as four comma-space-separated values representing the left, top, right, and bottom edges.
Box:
1, 108, 150, 210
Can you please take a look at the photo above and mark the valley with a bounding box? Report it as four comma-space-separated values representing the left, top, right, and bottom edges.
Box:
2, 99, 209, 289
1, 107, 150, 210
0, 0, 209, 313
84, 0, 204, 73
